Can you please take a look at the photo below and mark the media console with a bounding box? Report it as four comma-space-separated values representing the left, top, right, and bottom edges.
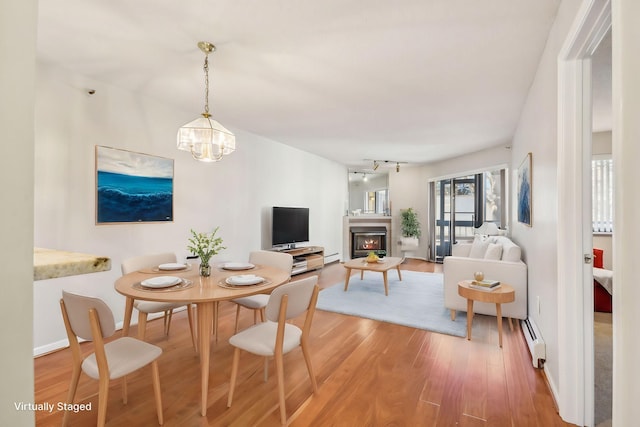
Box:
274, 246, 324, 275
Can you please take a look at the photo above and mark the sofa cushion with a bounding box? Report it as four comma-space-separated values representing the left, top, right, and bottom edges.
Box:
469, 235, 491, 258
494, 236, 521, 262
484, 243, 503, 260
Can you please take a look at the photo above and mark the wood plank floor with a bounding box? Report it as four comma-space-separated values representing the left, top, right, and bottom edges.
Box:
34, 260, 574, 426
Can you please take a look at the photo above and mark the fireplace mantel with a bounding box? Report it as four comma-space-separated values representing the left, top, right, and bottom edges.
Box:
342, 216, 393, 261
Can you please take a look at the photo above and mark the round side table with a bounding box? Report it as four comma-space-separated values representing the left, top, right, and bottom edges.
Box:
457, 281, 516, 347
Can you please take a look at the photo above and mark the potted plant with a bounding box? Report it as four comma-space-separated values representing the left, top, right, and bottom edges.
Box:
187, 227, 226, 276
400, 208, 421, 249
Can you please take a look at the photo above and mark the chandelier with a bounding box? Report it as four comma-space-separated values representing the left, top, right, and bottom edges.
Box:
177, 42, 235, 162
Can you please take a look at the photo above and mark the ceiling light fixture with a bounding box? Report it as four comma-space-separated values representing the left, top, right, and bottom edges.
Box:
177, 41, 235, 162
366, 159, 407, 172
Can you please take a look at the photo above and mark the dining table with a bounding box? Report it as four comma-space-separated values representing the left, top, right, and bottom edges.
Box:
114, 262, 291, 416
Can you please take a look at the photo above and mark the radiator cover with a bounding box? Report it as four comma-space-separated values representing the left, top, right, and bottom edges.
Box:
522, 317, 546, 368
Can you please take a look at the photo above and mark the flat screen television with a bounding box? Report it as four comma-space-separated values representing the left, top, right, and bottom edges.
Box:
272, 206, 309, 248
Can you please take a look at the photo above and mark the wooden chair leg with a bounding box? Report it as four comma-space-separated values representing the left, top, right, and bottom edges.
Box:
97, 375, 110, 427
62, 363, 81, 427
301, 340, 318, 393
234, 305, 242, 334
187, 304, 197, 351
227, 348, 241, 407
164, 310, 174, 336
122, 375, 128, 404
151, 360, 163, 425
450, 309, 456, 321
253, 309, 259, 324
259, 308, 265, 322
275, 351, 287, 425
138, 312, 148, 340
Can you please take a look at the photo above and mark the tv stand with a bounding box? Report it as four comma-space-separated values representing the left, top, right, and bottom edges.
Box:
278, 246, 324, 275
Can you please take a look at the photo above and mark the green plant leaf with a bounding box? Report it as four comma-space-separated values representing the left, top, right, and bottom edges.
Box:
186, 226, 226, 265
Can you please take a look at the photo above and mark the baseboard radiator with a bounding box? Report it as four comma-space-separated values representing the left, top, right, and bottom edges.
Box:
522, 317, 546, 368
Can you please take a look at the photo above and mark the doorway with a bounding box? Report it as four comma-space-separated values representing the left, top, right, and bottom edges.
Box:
557, 0, 611, 424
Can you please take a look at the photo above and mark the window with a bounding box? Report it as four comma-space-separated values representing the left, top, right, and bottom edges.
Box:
592, 155, 613, 233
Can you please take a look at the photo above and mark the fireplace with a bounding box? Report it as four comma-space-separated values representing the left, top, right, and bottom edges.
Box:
351, 227, 387, 258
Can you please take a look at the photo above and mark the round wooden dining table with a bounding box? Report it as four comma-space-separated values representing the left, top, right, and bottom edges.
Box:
114, 263, 291, 416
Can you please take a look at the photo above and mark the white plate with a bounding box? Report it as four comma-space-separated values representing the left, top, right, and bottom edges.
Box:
158, 263, 188, 271
141, 276, 182, 289
225, 274, 265, 286
222, 262, 255, 271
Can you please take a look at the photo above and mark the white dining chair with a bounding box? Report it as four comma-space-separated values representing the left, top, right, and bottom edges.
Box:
60, 291, 164, 427
227, 275, 320, 425
121, 253, 196, 350
230, 250, 293, 333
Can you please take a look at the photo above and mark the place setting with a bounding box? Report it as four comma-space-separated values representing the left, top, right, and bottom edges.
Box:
133, 275, 193, 292
138, 262, 193, 274
218, 273, 270, 289
219, 261, 256, 271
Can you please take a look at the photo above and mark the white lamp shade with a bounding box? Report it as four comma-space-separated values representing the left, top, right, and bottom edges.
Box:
177, 115, 236, 162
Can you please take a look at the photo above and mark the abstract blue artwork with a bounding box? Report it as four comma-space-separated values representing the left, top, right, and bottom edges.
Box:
517, 152, 532, 226
96, 146, 174, 224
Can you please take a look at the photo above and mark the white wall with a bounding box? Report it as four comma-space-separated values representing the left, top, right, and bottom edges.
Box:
388, 166, 430, 258
0, 1, 37, 425
509, 0, 583, 415
33, 63, 347, 355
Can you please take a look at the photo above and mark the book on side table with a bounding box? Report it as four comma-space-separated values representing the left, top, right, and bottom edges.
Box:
470, 280, 501, 291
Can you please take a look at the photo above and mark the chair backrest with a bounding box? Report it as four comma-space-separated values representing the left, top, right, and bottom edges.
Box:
249, 250, 293, 277
62, 291, 116, 340
121, 252, 177, 275
265, 276, 318, 322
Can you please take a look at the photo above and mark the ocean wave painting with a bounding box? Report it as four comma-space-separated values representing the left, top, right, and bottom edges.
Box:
96, 146, 174, 223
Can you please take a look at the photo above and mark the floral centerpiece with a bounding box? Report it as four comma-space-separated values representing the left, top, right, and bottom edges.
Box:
187, 227, 226, 276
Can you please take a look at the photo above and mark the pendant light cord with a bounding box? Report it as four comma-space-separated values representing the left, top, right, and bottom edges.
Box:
203, 54, 210, 116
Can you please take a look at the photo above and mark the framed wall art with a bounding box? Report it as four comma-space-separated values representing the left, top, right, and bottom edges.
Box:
95, 146, 174, 224
517, 152, 532, 226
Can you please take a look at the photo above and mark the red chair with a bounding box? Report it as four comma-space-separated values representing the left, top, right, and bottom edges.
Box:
593, 248, 612, 312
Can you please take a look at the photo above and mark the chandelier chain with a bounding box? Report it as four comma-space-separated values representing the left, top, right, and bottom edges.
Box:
203, 54, 210, 115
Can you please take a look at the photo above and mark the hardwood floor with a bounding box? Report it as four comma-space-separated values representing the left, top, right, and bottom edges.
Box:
34, 260, 573, 426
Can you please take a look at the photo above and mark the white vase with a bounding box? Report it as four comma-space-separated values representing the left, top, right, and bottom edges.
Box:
400, 237, 419, 250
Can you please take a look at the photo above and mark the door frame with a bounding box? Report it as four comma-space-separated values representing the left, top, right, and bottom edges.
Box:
557, 0, 611, 424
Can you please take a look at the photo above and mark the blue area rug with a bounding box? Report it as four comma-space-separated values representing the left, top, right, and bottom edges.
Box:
317, 270, 469, 337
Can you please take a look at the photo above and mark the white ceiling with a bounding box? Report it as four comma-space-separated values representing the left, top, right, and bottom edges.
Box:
36, 0, 564, 170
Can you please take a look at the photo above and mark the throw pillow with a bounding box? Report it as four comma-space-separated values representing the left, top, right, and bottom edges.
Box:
484, 243, 503, 260
469, 235, 491, 259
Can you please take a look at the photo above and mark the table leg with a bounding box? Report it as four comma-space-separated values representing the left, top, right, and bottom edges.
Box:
396, 265, 402, 281
197, 302, 213, 416
122, 297, 134, 336
466, 299, 474, 340
343, 268, 352, 292
382, 271, 389, 296
496, 303, 503, 348
360, 270, 364, 280
508, 317, 514, 332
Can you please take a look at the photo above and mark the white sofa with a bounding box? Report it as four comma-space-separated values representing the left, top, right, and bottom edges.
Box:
443, 235, 527, 320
